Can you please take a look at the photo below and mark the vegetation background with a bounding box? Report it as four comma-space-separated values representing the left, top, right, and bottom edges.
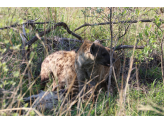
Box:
0, 6, 164, 116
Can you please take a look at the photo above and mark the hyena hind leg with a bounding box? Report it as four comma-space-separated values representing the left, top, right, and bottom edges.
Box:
40, 71, 53, 90
40, 74, 49, 90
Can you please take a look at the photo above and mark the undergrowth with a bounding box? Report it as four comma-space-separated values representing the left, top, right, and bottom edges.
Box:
0, 7, 164, 116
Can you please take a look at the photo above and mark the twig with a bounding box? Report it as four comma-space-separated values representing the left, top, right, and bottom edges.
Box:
0, 19, 52, 30
26, 22, 83, 47
113, 44, 145, 50
74, 19, 162, 32
118, 24, 131, 40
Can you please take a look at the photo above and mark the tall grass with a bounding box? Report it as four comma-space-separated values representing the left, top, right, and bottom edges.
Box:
0, 7, 164, 116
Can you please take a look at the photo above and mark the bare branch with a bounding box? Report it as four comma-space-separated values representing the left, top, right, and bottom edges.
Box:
113, 44, 145, 50
74, 19, 163, 32
0, 19, 51, 30
153, 21, 163, 32
1, 18, 163, 31
0, 22, 18, 30
26, 22, 83, 47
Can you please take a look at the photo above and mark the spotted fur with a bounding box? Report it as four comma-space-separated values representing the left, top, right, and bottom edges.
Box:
40, 51, 78, 94
40, 40, 121, 96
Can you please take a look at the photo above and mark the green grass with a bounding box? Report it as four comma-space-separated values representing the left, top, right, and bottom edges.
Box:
0, 7, 164, 116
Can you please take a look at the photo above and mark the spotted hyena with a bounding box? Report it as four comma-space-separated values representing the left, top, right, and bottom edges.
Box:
75, 40, 121, 94
40, 40, 120, 96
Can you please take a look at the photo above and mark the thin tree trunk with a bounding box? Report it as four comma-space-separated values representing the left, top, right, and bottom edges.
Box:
161, 38, 164, 84
107, 7, 114, 98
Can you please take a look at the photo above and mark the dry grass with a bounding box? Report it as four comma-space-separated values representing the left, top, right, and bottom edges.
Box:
0, 7, 164, 116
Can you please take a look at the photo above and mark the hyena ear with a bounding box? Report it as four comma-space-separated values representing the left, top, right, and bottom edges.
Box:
90, 43, 98, 56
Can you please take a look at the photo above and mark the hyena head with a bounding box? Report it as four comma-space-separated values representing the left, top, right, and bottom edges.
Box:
90, 42, 115, 66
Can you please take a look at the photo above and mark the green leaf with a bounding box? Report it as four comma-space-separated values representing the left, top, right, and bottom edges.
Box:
61, 15, 64, 21
2, 113, 7, 116
12, 44, 21, 50
13, 17, 17, 23
144, 30, 149, 36
24, 103, 28, 108
25, 46, 28, 50
10, 81, 16, 85
158, 30, 162, 36
138, 21, 142, 24
149, 24, 152, 29
149, 38, 153, 43
153, 44, 157, 48
135, 9, 140, 16
122, 10, 126, 15
0, 84, 3, 88
25, 28, 30, 33
0, 22, 4, 27
30, 51, 35, 59
19, 18, 24, 24
139, 33, 143, 39
1, 48, 6, 54
13, 71, 19, 77
9, 29, 14, 35
12, 113, 19, 116
4, 40, 9, 44
29, 110, 35, 116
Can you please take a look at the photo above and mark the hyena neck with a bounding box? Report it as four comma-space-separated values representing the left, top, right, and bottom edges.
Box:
77, 51, 96, 69
76, 40, 97, 68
